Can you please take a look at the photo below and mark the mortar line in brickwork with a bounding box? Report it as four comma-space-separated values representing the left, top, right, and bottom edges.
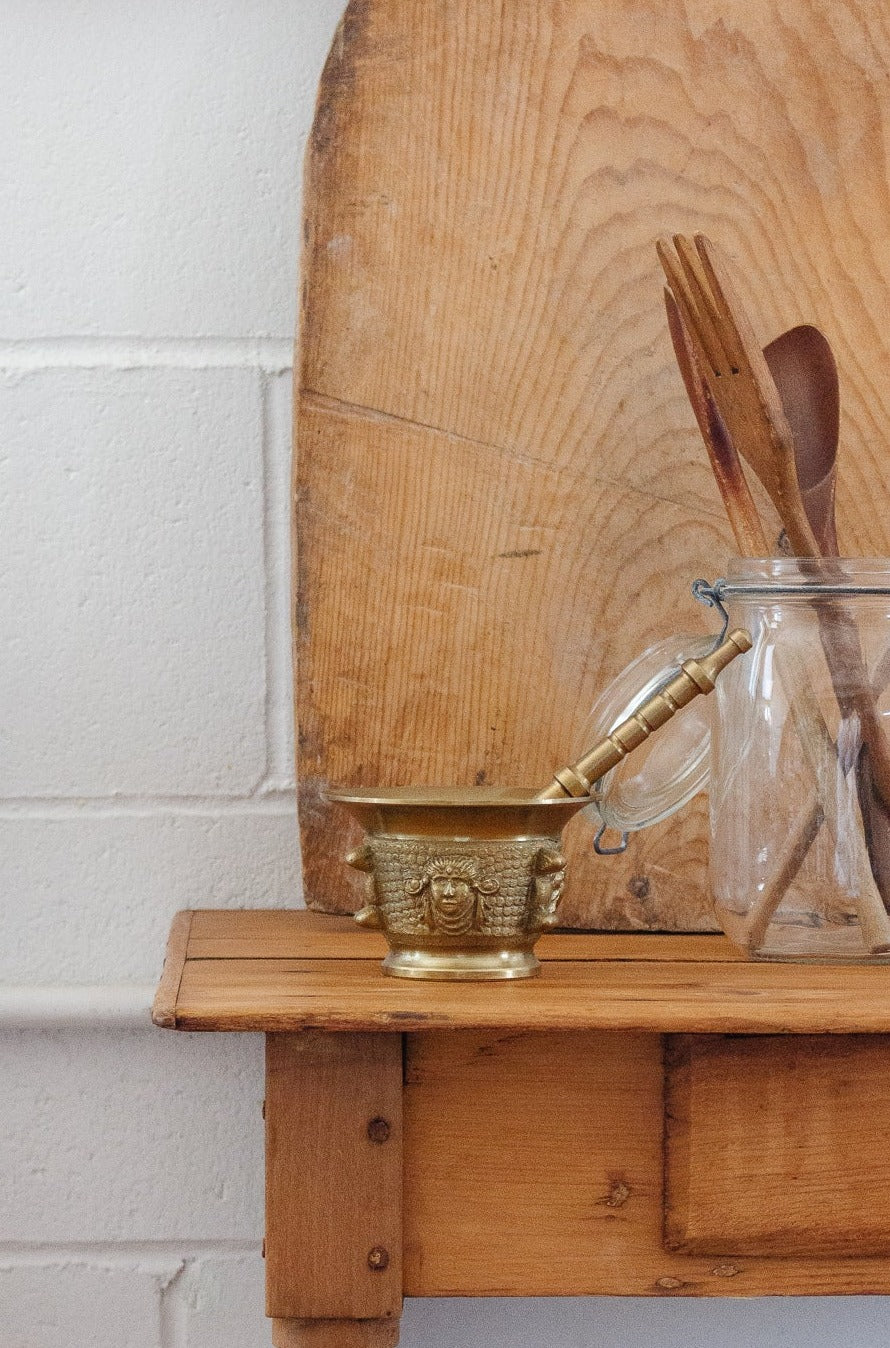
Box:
0, 1240, 260, 1266
0, 792, 296, 819
159, 1261, 188, 1348
0, 336, 295, 372
261, 369, 297, 787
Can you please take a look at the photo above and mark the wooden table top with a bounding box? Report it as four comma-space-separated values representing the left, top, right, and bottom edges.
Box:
153, 910, 890, 1035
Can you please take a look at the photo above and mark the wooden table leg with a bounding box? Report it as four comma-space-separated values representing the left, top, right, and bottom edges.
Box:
265, 1032, 403, 1346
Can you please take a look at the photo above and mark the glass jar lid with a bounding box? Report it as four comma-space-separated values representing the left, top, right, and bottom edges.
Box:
579, 633, 715, 836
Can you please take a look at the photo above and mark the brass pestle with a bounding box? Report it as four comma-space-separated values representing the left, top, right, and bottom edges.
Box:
536, 628, 752, 801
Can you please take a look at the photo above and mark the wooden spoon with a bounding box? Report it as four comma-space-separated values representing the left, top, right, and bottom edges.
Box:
763, 325, 840, 555
765, 326, 890, 926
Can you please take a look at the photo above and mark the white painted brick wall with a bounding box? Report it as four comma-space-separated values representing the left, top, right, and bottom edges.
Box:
170, 1255, 266, 1348
0, 1261, 175, 1348
0, 0, 335, 338
0, 2, 882, 1344
3, 365, 266, 797
0, 811, 297, 983
1, 1030, 264, 1243
0, 3, 337, 1343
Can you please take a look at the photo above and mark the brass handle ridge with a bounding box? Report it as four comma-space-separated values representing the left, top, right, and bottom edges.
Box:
536, 628, 753, 801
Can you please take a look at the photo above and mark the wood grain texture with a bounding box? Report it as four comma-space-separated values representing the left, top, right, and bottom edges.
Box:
296, 0, 890, 928
172, 965, 890, 1038
153, 917, 890, 1298
150, 909, 193, 1028
265, 1032, 402, 1320
174, 957, 890, 1034
187, 909, 388, 961
158, 912, 890, 1035
297, 399, 719, 927
403, 1030, 890, 1296
184, 909, 739, 963
665, 1034, 890, 1257
404, 1030, 664, 1295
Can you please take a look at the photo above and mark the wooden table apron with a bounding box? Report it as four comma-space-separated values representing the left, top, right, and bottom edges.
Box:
154, 912, 890, 1347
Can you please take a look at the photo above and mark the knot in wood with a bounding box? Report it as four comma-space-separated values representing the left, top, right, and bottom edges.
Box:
605, 1178, 630, 1207
367, 1116, 391, 1144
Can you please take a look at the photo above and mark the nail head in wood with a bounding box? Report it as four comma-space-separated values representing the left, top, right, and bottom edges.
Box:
367, 1246, 389, 1272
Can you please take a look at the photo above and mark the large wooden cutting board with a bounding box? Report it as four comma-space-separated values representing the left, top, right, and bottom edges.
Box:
294, 0, 890, 928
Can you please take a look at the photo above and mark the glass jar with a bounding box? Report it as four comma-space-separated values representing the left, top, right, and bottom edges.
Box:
710, 558, 890, 961
578, 559, 890, 961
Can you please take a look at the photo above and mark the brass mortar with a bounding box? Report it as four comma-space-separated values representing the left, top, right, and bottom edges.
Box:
330, 628, 751, 979
330, 788, 589, 980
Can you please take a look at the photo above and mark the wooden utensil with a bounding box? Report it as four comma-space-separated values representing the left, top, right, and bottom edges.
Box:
657, 234, 821, 556
765, 321, 890, 920
665, 294, 839, 558
663, 286, 890, 951
664, 288, 768, 557
659, 233, 890, 818
763, 325, 840, 555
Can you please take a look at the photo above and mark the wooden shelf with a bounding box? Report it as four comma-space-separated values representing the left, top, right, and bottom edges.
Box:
154, 910, 890, 1342
154, 909, 890, 1035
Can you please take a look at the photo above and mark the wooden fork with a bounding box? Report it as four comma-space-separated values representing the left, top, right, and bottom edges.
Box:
657, 233, 820, 557
663, 286, 769, 557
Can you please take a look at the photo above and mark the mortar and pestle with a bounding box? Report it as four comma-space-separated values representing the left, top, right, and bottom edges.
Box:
330, 627, 750, 979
